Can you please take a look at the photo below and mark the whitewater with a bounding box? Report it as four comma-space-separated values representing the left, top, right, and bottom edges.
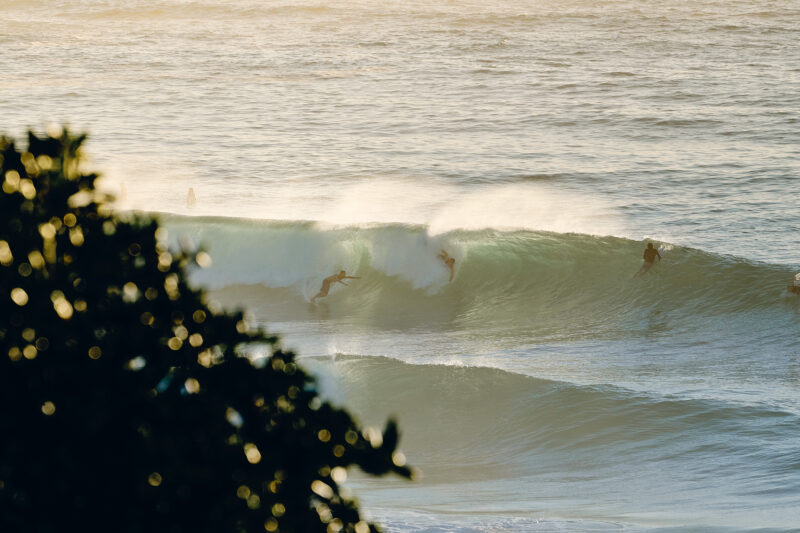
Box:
2, 0, 800, 530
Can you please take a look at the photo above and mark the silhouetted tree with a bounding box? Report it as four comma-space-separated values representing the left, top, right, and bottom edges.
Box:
0, 130, 411, 532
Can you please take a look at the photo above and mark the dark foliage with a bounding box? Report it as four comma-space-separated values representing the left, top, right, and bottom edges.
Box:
0, 130, 411, 532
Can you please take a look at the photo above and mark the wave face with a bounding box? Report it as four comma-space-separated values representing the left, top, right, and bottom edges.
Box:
161, 214, 796, 340
306, 355, 800, 531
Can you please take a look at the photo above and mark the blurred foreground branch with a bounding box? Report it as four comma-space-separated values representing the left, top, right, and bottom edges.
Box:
0, 130, 411, 532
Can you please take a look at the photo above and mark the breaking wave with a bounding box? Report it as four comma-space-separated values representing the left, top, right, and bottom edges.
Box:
155, 214, 797, 338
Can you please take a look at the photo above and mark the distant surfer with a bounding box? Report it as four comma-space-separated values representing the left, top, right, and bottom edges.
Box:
634, 243, 661, 278
438, 250, 455, 282
311, 270, 360, 304
788, 273, 800, 295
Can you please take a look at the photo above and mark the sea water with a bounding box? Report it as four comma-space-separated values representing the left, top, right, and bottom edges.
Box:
2, 0, 799, 530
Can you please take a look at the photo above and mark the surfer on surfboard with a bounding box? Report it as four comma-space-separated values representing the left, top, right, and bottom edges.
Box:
438, 249, 455, 282
787, 273, 800, 295
311, 270, 360, 304
634, 242, 661, 278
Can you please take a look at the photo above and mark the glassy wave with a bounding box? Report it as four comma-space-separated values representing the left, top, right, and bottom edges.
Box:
303, 354, 800, 530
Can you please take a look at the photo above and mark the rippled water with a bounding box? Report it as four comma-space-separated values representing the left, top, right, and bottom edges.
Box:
2, 0, 799, 530
3, 0, 799, 261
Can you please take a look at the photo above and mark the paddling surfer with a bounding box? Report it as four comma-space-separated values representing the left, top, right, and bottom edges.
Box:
438, 249, 455, 282
311, 270, 360, 303
634, 243, 661, 278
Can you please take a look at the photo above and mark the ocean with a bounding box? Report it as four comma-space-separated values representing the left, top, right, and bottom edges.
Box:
2, 0, 799, 530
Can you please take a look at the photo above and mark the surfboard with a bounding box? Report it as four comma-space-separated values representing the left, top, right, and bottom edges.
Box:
633, 261, 654, 278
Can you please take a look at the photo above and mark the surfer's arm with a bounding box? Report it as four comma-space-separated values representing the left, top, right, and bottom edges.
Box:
337, 280, 350, 286
344, 276, 360, 279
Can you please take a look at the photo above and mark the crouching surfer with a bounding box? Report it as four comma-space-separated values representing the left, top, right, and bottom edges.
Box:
311, 270, 360, 304
634, 243, 661, 278
438, 249, 455, 282
788, 273, 800, 295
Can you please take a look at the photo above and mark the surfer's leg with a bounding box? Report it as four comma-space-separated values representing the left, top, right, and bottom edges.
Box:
312, 285, 330, 303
